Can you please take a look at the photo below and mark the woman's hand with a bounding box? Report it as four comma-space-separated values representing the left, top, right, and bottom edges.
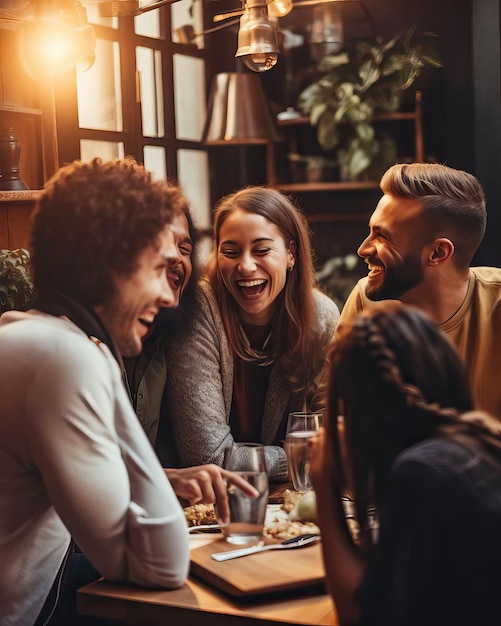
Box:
165, 465, 258, 524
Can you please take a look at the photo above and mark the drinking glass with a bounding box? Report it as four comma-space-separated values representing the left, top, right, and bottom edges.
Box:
221, 442, 269, 545
285, 411, 322, 492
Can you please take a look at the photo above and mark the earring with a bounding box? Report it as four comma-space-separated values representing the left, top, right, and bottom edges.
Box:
288, 265, 293, 272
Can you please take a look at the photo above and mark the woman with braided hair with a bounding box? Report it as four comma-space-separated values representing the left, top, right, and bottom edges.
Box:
310, 301, 501, 626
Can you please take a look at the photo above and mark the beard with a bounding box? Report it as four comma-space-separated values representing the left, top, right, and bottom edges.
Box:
365, 252, 424, 301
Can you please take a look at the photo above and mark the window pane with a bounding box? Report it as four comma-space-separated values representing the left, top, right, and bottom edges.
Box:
135, 5, 161, 39
173, 55, 206, 141
143, 145, 166, 180
80, 140, 125, 161
171, 0, 204, 47
136, 47, 164, 138
77, 39, 123, 132
177, 149, 210, 228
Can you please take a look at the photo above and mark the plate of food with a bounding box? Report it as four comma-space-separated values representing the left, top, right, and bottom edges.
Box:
184, 489, 320, 540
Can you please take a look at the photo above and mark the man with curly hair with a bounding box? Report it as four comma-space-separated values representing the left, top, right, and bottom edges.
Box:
0, 158, 249, 626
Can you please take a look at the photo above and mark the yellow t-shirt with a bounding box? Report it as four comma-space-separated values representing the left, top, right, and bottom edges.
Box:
337, 267, 501, 419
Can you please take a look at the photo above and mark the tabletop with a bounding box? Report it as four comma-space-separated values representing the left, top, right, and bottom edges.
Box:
77, 576, 338, 626
77, 497, 338, 626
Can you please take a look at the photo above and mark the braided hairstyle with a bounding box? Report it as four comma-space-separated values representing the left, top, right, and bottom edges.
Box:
326, 301, 501, 552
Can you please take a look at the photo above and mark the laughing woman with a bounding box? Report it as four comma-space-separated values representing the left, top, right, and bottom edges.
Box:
164, 187, 339, 480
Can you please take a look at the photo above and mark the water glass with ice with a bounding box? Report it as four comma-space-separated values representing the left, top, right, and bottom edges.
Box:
285, 412, 322, 492
221, 442, 269, 545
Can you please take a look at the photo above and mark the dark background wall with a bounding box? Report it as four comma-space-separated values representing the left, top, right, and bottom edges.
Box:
204, 0, 501, 269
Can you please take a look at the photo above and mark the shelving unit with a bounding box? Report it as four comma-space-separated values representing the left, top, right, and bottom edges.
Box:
271, 91, 423, 193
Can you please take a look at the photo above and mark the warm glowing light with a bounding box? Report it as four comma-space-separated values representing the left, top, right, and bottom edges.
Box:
267, 0, 292, 18
19, 2, 95, 81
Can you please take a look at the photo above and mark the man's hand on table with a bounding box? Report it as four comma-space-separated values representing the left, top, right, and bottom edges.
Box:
165, 465, 259, 524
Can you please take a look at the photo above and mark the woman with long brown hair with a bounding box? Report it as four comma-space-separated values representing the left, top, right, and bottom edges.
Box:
311, 301, 501, 626
164, 186, 339, 480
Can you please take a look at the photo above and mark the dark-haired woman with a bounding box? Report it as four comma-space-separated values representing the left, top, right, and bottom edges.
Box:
164, 187, 339, 480
311, 301, 501, 626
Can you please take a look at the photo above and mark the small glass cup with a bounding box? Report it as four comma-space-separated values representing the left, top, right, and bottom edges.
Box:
285, 411, 322, 492
221, 442, 269, 545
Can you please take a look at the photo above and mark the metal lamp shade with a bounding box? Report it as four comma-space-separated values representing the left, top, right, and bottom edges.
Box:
202, 72, 281, 144
235, 10, 279, 72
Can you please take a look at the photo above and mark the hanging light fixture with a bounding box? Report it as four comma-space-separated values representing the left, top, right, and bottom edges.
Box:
203, 72, 281, 144
235, 0, 280, 72
19, 0, 96, 81
310, 2, 344, 61
97, 0, 182, 18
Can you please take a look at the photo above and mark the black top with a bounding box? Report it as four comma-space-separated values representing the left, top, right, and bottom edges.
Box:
358, 435, 501, 626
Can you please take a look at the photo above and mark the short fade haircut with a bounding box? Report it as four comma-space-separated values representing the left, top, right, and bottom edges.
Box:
31, 157, 189, 306
381, 163, 486, 269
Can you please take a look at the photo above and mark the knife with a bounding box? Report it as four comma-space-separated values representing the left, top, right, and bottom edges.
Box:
211, 533, 320, 561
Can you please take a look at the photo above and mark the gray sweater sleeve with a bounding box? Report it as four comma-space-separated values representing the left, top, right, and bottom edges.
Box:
165, 282, 238, 469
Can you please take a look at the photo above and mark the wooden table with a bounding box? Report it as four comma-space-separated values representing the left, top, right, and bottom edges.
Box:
78, 489, 339, 626
77, 576, 337, 626
78, 526, 338, 626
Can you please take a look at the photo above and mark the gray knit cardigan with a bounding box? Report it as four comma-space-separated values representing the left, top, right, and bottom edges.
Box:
164, 279, 340, 481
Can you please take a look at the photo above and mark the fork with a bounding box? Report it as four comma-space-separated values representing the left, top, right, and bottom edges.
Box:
211, 533, 320, 561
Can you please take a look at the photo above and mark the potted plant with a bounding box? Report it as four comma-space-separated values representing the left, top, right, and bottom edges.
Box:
297, 27, 443, 181
0, 248, 36, 315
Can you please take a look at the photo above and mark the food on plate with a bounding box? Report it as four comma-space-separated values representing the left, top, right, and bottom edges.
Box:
183, 491, 322, 540
184, 503, 217, 527
264, 493, 320, 540
280, 488, 303, 513
288, 490, 317, 522
263, 518, 320, 541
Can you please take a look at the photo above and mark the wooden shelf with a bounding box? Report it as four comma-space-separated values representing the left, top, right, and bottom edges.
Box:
272, 92, 423, 195
277, 110, 419, 128
204, 138, 271, 146
0, 105, 42, 116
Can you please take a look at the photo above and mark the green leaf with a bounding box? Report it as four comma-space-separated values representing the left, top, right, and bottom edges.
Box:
355, 123, 375, 142
317, 116, 340, 151
349, 147, 371, 179
422, 54, 443, 68
310, 102, 328, 126
380, 54, 407, 76
402, 25, 416, 51
334, 103, 349, 123
336, 82, 355, 98
318, 52, 350, 72
297, 83, 322, 113
358, 59, 380, 90
346, 103, 372, 123
400, 65, 421, 90
370, 47, 383, 65
381, 32, 402, 54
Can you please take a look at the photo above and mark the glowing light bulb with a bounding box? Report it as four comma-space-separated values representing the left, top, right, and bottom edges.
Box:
267, 0, 292, 18
243, 52, 279, 72
19, 2, 95, 81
